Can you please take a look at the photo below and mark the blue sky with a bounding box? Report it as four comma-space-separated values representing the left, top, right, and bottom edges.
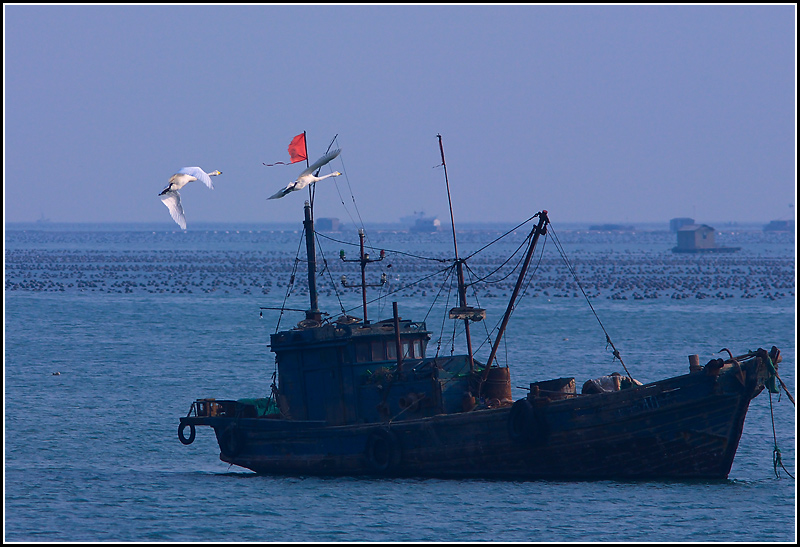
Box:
4, 5, 796, 226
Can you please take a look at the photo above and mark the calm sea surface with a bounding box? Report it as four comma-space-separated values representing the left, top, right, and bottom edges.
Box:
4, 222, 796, 542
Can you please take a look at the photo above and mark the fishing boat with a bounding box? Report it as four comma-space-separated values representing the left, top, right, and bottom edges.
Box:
178, 135, 785, 480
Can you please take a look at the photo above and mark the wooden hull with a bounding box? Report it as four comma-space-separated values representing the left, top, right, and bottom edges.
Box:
180, 354, 774, 480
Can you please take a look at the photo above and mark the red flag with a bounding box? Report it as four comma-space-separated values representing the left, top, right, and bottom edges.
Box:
287, 133, 307, 164
263, 133, 308, 166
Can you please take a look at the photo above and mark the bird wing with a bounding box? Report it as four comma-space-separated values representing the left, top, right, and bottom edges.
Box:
160, 190, 187, 229
177, 166, 215, 190
298, 148, 341, 178
268, 183, 295, 200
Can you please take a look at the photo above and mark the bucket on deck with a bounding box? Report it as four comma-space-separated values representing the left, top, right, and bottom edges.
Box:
483, 367, 513, 403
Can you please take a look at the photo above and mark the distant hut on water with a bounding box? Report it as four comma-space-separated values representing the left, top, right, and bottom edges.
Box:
672, 224, 740, 253
763, 220, 794, 232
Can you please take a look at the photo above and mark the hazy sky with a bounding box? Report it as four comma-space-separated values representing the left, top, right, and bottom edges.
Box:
4, 5, 796, 226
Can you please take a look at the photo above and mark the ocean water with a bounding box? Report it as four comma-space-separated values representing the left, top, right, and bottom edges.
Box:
4, 223, 796, 542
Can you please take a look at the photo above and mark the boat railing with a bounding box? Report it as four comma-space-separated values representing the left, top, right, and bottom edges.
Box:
189, 398, 243, 419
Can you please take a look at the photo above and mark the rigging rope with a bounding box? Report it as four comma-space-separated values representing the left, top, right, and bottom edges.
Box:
423, 263, 456, 324
774, 371, 795, 406
463, 234, 532, 356
769, 389, 794, 479
465, 232, 532, 286
465, 227, 547, 363
341, 264, 454, 317
316, 232, 448, 263
325, 137, 389, 288
450, 291, 458, 356
463, 212, 539, 261
330, 173, 362, 233
330, 139, 368, 234
462, 264, 495, 363
311, 137, 392, 308
314, 232, 347, 317
434, 265, 455, 359
273, 230, 305, 334
548, 224, 633, 379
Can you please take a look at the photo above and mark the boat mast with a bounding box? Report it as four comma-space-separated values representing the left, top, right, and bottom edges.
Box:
301, 132, 338, 323
300, 131, 314, 212
303, 201, 322, 323
481, 210, 550, 382
437, 134, 476, 372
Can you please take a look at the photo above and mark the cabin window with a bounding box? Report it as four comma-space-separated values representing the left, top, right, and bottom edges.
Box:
413, 340, 423, 359
402, 341, 411, 358
356, 342, 370, 363
371, 340, 384, 361
387, 341, 397, 360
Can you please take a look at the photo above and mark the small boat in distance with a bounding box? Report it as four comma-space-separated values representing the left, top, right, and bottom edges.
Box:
178, 135, 784, 480
401, 211, 441, 232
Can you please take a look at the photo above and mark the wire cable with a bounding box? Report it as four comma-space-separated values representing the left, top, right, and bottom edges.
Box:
548, 223, 633, 378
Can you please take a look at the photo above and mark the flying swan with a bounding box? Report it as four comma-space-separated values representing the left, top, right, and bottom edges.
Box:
268, 148, 341, 200
159, 167, 221, 230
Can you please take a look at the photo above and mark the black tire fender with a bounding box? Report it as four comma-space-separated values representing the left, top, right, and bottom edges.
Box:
178, 422, 196, 445
508, 398, 549, 444
365, 428, 401, 473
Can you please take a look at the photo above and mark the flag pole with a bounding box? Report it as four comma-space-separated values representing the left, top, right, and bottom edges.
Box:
303, 131, 315, 216
303, 130, 309, 169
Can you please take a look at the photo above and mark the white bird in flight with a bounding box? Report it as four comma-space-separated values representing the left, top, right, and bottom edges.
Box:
268, 148, 342, 200
159, 166, 221, 230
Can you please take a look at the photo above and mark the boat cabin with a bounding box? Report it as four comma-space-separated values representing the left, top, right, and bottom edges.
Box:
263, 197, 516, 427
272, 316, 477, 425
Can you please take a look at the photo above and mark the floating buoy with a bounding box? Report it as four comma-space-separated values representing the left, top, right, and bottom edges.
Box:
52, 371, 61, 376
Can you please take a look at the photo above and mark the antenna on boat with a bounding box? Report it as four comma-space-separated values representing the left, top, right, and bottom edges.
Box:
340, 228, 386, 324
437, 134, 483, 372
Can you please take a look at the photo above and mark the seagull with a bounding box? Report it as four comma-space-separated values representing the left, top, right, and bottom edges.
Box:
159, 167, 221, 230
268, 148, 341, 200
